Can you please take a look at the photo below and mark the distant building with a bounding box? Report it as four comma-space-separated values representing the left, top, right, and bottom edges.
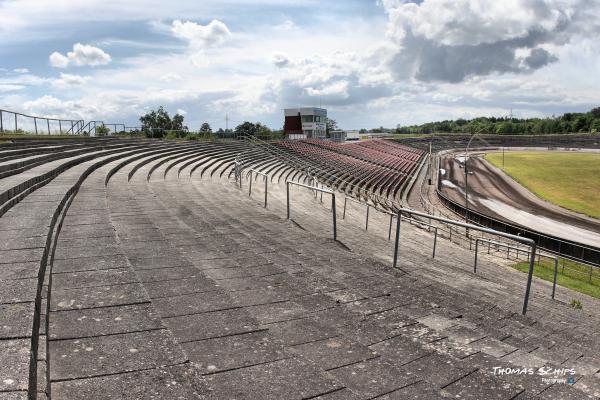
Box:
284, 107, 327, 140
331, 130, 360, 142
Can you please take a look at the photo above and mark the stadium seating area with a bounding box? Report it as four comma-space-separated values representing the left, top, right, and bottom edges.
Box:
276, 139, 424, 207
1, 137, 599, 399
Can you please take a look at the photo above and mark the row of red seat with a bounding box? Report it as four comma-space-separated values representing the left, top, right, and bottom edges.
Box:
275, 139, 424, 204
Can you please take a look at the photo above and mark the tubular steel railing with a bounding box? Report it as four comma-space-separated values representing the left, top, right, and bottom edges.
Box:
0, 108, 84, 135
246, 169, 268, 208
286, 181, 337, 240
474, 237, 560, 299
234, 134, 575, 315
391, 207, 537, 314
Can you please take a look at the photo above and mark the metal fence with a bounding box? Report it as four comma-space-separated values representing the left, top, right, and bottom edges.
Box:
436, 185, 600, 267
0, 108, 84, 135
0, 108, 135, 136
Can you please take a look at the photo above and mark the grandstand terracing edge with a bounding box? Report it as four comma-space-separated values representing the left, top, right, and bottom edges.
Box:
1, 137, 600, 400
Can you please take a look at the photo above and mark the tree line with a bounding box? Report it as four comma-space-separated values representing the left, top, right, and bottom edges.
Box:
134, 107, 285, 140
395, 107, 600, 135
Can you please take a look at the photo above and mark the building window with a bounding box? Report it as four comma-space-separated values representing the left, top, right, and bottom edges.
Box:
301, 115, 314, 123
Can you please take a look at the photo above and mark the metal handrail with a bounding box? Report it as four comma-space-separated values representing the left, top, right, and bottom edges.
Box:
436, 183, 600, 268
0, 108, 85, 135
474, 237, 560, 299
343, 196, 370, 230
391, 207, 537, 314
242, 135, 418, 211
246, 169, 268, 207
286, 181, 337, 240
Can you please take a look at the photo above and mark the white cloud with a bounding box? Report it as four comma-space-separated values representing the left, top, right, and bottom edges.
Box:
13, 68, 29, 73
171, 19, 231, 48
176, 108, 187, 115
0, 84, 26, 93
381, 0, 600, 83
52, 73, 90, 88
274, 20, 296, 31
49, 43, 111, 68
49, 52, 69, 68
271, 53, 290, 68
160, 72, 182, 83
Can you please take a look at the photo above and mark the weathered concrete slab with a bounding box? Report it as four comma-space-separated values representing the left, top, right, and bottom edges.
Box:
51, 364, 209, 400
51, 268, 139, 290
0, 391, 28, 400
0, 339, 30, 391
182, 330, 285, 374
290, 336, 378, 371
49, 329, 186, 381
49, 304, 163, 340
0, 303, 35, 339
152, 290, 235, 318
50, 283, 148, 311
52, 254, 130, 274
204, 357, 342, 399
163, 308, 258, 343
444, 370, 524, 399
0, 278, 37, 304
328, 357, 420, 398
134, 266, 200, 283
143, 276, 219, 299
265, 317, 338, 346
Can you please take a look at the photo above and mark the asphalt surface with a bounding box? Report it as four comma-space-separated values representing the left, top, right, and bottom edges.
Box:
439, 151, 600, 247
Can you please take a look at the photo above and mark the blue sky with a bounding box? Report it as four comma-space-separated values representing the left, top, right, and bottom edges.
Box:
1, 0, 599, 131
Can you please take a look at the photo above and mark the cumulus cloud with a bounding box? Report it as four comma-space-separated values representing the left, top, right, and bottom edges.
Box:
160, 72, 182, 83
271, 53, 290, 68
171, 19, 231, 47
49, 43, 111, 68
381, 0, 600, 83
263, 52, 394, 107
52, 73, 90, 88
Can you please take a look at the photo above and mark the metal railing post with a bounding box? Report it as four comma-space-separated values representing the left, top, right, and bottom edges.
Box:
522, 242, 537, 315
264, 176, 268, 208
388, 214, 393, 241
343, 198, 348, 219
34, 117, 38, 134
552, 257, 558, 299
365, 205, 370, 231
474, 239, 479, 273
331, 194, 337, 241
432, 228, 438, 258
248, 172, 253, 197
286, 181, 290, 219
392, 211, 401, 269
0, 110, 3, 133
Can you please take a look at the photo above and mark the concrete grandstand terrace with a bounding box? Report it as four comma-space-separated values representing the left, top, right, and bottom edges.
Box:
0, 138, 599, 399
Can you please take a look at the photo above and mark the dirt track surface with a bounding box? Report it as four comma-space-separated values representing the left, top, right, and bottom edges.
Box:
439, 151, 600, 248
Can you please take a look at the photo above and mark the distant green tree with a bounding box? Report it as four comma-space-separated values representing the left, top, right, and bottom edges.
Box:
326, 119, 338, 136
200, 122, 212, 133
95, 125, 110, 136
234, 122, 259, 139
139, 106, 183, 138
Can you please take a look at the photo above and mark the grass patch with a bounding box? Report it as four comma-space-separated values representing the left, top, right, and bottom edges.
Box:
512, 257, 600, 300
485, 151, 600, 218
